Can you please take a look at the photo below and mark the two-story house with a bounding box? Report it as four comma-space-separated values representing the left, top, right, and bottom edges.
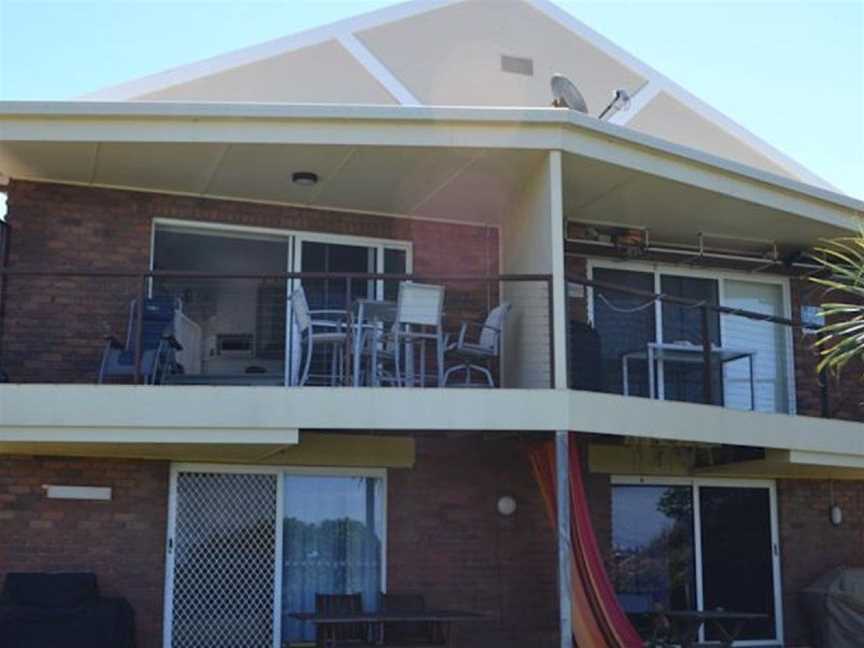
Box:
1, 1, 863, 647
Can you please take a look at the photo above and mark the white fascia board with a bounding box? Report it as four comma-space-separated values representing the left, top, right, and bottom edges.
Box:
526, 0, 838, 191
79, 0, 462, 101
337, 34, 422, 106
0, 101, 861, 218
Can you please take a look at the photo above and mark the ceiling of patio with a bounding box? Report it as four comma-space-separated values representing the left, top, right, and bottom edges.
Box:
0, 140, 545, 226
562, 153, 852, 250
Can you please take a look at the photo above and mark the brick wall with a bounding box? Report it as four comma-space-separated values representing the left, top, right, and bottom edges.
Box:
0, 456, 169, 648
0, 434, 559, 648
778, 478, 864, 646
1, 180, 500, 382
385, 433, 560, 647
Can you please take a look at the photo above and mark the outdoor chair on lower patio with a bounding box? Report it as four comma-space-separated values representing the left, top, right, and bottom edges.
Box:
314, 593, 367, 648
443, 302, 511, 387
98, 296, 183, 384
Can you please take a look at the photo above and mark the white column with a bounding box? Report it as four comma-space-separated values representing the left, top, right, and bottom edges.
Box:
548, 151, 568, 390
555, 429, 572, 648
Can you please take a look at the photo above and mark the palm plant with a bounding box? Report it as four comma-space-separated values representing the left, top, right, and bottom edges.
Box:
809, 234, 864, 373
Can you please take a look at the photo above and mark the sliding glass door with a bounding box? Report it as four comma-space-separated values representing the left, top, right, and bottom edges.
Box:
589, 263, 793, 413
166, 467, 387, 648
610, 478, 782, 645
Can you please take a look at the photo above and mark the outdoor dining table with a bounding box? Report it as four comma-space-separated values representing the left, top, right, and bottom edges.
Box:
350, 298, 396, 387
289, 609, 491, 647
651, 609, 768, 648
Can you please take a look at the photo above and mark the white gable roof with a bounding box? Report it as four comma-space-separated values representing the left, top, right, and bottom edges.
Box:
80, 0, 834, 191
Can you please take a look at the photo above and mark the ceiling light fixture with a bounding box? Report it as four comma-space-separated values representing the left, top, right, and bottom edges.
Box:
292, 171, 319, 186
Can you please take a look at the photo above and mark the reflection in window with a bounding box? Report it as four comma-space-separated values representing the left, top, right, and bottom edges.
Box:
281, 475, 384, 643
611, 485, 696, 639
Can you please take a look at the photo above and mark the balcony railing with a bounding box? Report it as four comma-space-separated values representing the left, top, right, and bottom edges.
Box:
566, 272, 829, 417
0, 269, 553, 389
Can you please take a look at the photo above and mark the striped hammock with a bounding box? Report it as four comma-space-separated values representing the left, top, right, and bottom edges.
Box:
530, 437, 643, 648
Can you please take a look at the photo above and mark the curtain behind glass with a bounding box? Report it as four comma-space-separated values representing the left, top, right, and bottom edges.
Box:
281, 475, 384, 643
722, 281, 789, 413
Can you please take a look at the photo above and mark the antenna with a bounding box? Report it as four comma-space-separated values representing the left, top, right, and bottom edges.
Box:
599, 89, 631, 121
550, 74, 589, 114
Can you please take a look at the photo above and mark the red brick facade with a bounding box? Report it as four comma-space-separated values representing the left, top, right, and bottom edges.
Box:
0, 180, 499, 383
0, 456, 169, 648
0, 435, 559, 648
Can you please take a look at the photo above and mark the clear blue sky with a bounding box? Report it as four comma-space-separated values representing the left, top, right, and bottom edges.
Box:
0, 0, 861, 197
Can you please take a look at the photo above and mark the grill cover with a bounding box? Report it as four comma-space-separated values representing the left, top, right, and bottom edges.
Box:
801, 567, 864, 647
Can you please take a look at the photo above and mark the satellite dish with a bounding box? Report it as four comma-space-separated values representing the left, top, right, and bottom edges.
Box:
550, 74, 588, 114
599, 89, 632, 120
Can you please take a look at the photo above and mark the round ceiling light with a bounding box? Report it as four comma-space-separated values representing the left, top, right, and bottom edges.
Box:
292, 171, 319, 186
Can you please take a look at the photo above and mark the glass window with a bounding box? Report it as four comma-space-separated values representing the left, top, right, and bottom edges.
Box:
612, 482, 779, 643
383, 248, 407, 301
592, 268, 656, 398
281, 474, 385, 643
611, 485, 696, 639
722, 281, 789, 413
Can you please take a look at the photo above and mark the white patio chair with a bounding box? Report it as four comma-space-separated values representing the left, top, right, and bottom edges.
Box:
443, 302, 511, 387
372, 282, 446, 387
289, 287, 348, 386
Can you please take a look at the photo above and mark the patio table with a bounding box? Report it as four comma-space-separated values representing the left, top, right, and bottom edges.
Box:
650, 609, 768, 648
621, 342, 757, 409
289, 609, 490, 647
350, 298, 396, 387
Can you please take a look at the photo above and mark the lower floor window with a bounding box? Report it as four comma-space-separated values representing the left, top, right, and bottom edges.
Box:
610, 479, 781, 644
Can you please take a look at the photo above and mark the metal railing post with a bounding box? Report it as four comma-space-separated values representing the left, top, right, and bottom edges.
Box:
548, 277, 556, 389
700, 304, 713, 404
134, 275, 145, 385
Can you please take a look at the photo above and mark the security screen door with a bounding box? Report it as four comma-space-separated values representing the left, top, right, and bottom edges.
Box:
166, 467, 386, 648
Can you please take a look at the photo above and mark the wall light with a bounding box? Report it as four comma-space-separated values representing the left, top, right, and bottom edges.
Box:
292, 171, 319, 186
831, 504, 843, 527
497, 495, 517, 516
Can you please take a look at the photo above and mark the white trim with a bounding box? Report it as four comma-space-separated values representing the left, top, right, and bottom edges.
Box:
79, 0, 462, 101
606, 82, 662, 127
610, 475, 784, 645
526, 0, 836, 190
337, 34, 421, 106
162, 468, 179, 648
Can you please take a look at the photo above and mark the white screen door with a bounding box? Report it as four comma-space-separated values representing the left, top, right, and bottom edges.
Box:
166, 470, 281, 648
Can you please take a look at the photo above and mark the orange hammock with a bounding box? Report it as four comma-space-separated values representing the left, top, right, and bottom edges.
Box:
529, 436, 642, 648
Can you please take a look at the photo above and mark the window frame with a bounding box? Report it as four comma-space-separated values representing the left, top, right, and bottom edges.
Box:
585, 258, 796, 414
610, 475, 784, 647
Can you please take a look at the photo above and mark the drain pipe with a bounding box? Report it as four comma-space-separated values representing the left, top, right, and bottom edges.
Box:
555, 430, 573, 648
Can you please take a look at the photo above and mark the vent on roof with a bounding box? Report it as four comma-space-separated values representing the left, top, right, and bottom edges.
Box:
500, 55, 534, 76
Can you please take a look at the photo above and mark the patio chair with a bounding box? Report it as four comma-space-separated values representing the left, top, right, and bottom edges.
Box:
98, 296, 182, 384
372, 282, 446, 387
379, 593, 445, 646
289, 287, 349, 386
443, 302, 511, 387
314, 593, 366, 648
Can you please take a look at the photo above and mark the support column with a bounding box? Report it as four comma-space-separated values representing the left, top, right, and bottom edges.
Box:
555, 430, 572, 648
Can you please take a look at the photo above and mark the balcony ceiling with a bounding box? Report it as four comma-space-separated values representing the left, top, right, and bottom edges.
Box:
0, 140, 546, 226
562, 153, 853, 250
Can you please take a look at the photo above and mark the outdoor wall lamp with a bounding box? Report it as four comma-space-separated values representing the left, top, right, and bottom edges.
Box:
496, 495, 517, 516
830, 504, 843, 527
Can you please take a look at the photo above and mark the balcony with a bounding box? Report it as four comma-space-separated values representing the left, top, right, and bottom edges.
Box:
566, 268, 819, 417
0, 268, 553, 390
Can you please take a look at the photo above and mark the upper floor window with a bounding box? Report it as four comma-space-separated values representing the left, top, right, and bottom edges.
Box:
585, 264, 793, 414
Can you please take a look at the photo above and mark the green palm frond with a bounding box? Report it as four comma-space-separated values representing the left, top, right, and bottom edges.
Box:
808, 233, 864, 374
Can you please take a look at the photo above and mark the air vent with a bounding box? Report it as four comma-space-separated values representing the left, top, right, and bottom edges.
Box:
500, 55, 534, 76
